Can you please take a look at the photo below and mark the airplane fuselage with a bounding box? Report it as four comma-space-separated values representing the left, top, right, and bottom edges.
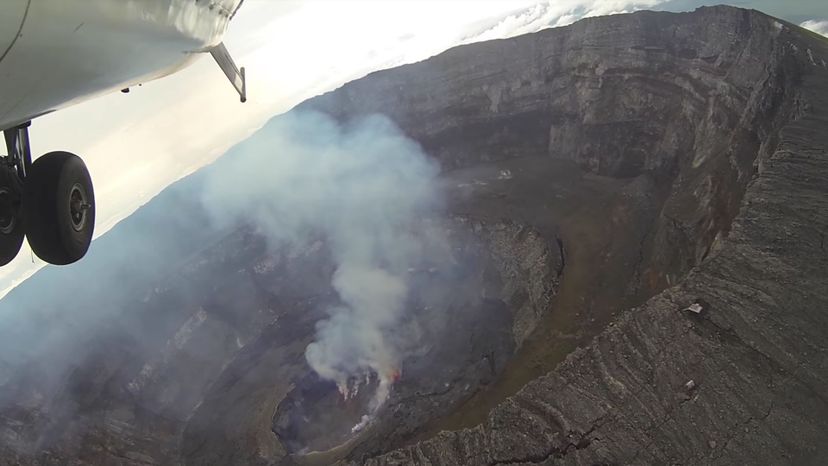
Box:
0, 0, 243, 130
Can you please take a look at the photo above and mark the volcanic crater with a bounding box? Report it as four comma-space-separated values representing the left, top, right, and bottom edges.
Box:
0, 5, 827, 466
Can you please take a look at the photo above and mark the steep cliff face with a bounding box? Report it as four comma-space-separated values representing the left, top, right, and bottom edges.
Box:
324, 8, 828, 466
301, 5, 799, 303
0, 6, 826, 466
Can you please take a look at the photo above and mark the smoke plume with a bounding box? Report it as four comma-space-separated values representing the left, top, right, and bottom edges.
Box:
201, 110, 443, 409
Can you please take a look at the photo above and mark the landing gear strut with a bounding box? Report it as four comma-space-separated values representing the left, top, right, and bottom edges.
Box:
1, 123, 95, 266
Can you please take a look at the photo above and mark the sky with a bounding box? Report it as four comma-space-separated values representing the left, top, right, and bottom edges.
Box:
0, 0, 826, 297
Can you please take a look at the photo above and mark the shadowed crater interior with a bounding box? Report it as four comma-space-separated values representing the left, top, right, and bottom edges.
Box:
273, 372, 377, 454
268, 230, 518, 458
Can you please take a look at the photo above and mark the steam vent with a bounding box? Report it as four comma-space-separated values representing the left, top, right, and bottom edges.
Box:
1, 5, 828, 465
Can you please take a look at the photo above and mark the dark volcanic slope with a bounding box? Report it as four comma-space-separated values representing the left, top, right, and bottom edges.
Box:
315, 8, 828, 466
0, 5, 826, 466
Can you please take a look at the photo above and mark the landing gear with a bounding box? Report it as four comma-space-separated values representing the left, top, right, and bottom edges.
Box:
0, 164, 24, 266
1, 123, 95, 266
25, 152, 95, 265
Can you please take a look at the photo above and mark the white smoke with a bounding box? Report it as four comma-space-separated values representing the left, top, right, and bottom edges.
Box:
306, 265, 405, 385
201, 110, 442, 412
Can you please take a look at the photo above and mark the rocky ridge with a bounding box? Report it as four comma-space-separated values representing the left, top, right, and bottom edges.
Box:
325, 7, 828, 465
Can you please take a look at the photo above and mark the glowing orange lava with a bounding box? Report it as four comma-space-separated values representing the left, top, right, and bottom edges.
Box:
388, 369, 401, 383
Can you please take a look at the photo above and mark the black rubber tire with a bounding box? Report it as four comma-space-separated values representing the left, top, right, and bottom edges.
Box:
0, 164, 24, 266
24, 151, 95, 265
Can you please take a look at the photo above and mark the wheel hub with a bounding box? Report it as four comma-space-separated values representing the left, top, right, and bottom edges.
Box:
69, 183, 91, 232
0, 187, 16, 235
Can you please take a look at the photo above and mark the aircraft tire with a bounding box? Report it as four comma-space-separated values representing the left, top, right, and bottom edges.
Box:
0, 164, 25, 266
24, 151, 95, 265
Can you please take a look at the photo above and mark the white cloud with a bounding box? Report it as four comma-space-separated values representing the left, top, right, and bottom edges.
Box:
0, 0, 668, 297
801, 19, 828, 37
463, 0, 663, 43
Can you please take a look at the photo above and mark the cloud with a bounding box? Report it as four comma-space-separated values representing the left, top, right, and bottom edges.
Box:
460, 0, 665, 43
800, 19, 828, 37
